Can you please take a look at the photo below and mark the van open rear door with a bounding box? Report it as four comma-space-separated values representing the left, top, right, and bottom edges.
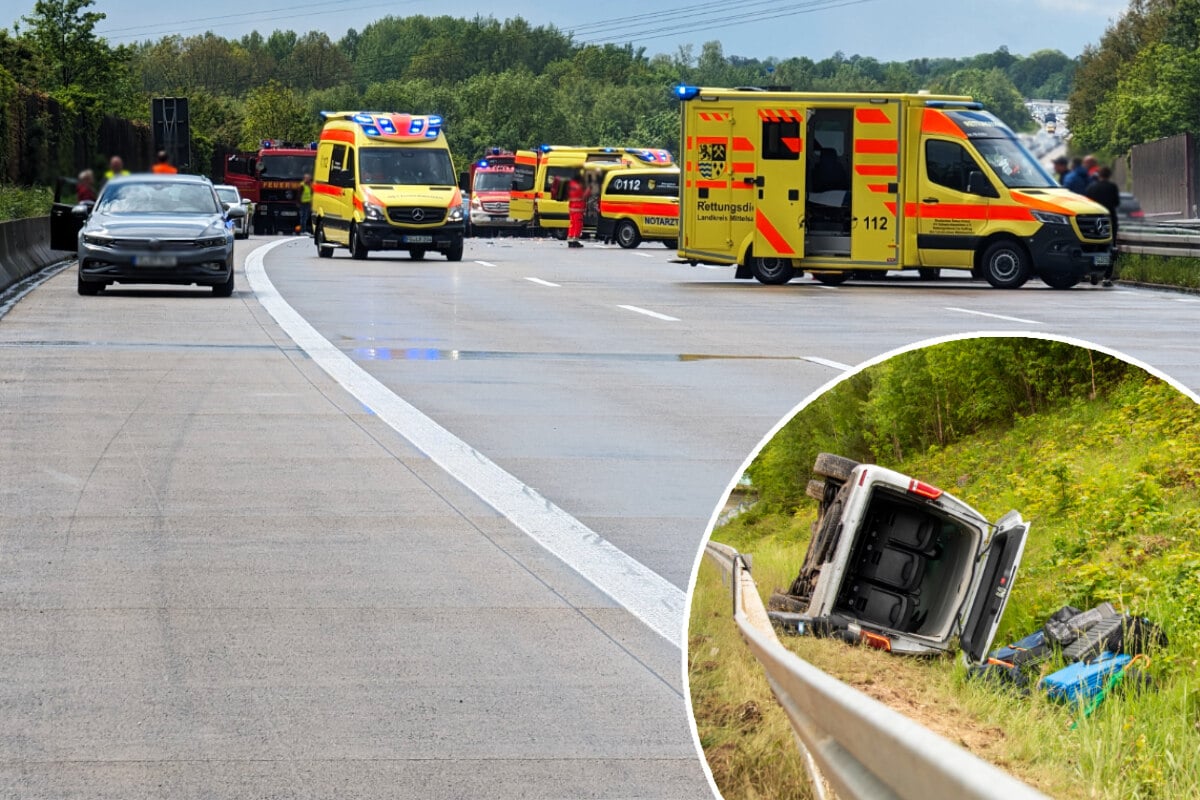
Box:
680, 102, 739, 259
960, 511, 1030, 665
508, 150, 538, 224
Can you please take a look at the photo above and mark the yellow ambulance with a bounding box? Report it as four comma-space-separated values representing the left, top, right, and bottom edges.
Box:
596, 166, 681, 249
675, 86, 1113, 288
509, 146, 674, 236
312, 111, 465, 261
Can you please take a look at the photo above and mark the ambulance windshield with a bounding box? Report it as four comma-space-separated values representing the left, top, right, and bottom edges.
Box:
360, 147, 455, 186
971, 137, 1057, 189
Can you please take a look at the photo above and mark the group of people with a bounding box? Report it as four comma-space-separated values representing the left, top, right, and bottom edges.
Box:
74, 151, 178, 203
1052, 154, 1120, 287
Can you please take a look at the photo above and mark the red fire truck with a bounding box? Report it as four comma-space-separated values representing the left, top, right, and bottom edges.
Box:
467, 149, 521, 235
223, 141, 317, 235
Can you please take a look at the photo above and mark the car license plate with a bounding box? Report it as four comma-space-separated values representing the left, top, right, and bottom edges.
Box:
404, 235, 433, 244
135, 254, 177, 267
1094, 253, 1111, 267
279, 210, 298, 217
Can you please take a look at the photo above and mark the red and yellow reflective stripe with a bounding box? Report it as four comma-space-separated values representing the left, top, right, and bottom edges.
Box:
921, 109, 967, 139
855, 107, 892, 125
320, 129, 356, 144
855, 139, 898, 155
902, 202, 1034, 222
755, 210, 795, 255
599, 200, 678, 217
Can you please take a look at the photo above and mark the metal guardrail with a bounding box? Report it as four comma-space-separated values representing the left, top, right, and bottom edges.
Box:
1119, 222, 1200, 258
703, 541, 1050, 800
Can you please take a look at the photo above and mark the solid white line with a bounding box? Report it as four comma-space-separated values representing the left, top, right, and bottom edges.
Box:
246, 239, 684, 646
1175, 297, 1199, 303
802, 356, 854, 371
633, 252, 654, 259
525, 277, 560, 288
945, 306, 1041, 325
618, 304, 680, 322
474, 260, 497, 267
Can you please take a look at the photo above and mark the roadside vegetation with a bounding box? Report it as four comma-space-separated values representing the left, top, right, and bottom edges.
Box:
0, 184, 51, 222
690, 338, 1200, 799
1117, 253, 1200, 291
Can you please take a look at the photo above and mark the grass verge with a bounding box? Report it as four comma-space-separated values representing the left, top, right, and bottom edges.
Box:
1116, 252, 1200, 290
0, 184, 53, 222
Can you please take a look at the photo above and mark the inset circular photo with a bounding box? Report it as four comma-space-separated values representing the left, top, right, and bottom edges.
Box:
687, 334, 1200, 800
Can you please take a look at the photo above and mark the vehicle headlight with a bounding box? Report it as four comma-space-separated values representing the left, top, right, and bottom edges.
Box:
448, 205, 464, 222
1031, 210, 1070, 226
365, 203, 386, 221
82, 232, 113, 246
197, 235, 227, 247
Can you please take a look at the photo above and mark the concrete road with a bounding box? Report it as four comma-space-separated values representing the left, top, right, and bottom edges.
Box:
2, 234, 1196, 798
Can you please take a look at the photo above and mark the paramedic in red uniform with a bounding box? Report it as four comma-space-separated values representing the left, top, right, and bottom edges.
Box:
566, 169, 586, 248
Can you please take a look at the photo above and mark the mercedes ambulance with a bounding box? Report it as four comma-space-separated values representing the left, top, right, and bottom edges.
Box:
596, 166, 681, 249
675, 86, 1112, 289
509, 146, 674, 236
312, 111, 465, 261
467, 150, 520, 234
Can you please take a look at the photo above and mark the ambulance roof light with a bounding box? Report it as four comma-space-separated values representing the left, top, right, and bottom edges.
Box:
925, 100, 984, 110
674, 85, 701, 100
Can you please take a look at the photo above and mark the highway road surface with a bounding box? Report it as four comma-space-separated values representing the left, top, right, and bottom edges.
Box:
2, 235, 1196, 798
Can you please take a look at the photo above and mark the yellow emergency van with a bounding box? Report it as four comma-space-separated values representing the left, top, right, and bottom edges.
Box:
312, 111, 465, 261
596, 166, 681, 249
675, 86, 1113, 289
509, 146, 674, 235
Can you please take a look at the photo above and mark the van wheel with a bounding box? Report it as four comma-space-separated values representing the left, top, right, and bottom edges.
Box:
813, 452, 858, 483
806, 479, 826, 501
551, 229, 567, 241
615, 220, 641, 249
812, 272, 849, 285
918, 267, 941, 280
663, 239, 678, 249
750, 256, 795, 285
315, 224, 333, 258
445, 240, 464, 262
1041, 272, 1080, 289
410, 249, 426, 261
980, 239, 1030, 289
349, 224, 369, 260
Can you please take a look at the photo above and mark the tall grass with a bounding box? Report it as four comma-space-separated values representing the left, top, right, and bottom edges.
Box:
1116, 252, 1200, 290
0, 184, 53, 222
692, 375, 1200, 799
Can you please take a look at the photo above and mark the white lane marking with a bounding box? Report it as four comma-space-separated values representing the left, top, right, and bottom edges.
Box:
633, 252, 654, 259
525, 277, 560, 288
803, 356, 854, 371
945, 306, 1041, 325
474, 260, 497, 267
618, 304, 680, 322
246, 239, 684, 646
814, 283, 841, 290
1176, 297, 1200, 303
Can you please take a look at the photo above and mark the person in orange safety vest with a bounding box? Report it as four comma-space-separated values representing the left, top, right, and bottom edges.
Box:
566, 169, 587, 248
151, 150, 178, 174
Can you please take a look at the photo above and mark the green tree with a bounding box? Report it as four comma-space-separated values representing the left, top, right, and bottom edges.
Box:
928, 67, 1034, 131
240, 80, 312, 147
18, 0, 123, 95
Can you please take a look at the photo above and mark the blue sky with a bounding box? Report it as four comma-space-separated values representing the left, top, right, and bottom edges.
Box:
9, 0, 1128, 62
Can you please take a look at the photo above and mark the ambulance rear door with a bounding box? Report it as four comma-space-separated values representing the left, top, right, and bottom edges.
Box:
850, 100, 903, 265
509, 150, 538, 223
752, 105, 806, 261
681, 104, 741, 258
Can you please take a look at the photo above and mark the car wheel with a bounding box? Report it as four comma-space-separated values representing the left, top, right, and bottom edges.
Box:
445, 240, 464, 262
615, 220, 641, 249
550, 228, 567, 241
212, 262, 235, 297
750, 255, 795, 285
349, 224, 368, 260
813, 452, 858, 483
77, 271, 100, 296
662, 239, 678, 249
410, 248, 426, 261
315, 223, 333, 259
980, 239, 1031, 289
918, 267, 941, 280
1041, 272, 1080, 290
811, 271, 850, 285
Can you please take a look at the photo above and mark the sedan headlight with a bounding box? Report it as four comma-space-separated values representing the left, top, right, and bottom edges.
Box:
447, 205, 464, 222
1031, 210, 1071, 226
196, 236, 227, 248
364, 203, 386, 221
82, 232, 113, 246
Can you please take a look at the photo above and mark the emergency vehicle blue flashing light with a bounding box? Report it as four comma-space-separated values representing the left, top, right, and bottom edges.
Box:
363, 125, 380, 137
425, 129, 439, 138
261, 140, 272, 149
675, 85, 701, 100
409, 120, 424, 135
353, 113, 375, 124
378, 118, 397, 134
540, 144, 552, 152
925, 100, 984, 110
477, 160, 489, 168
308, 142, 317, 150
319, 111, 333, 121
429, 115, 443, 124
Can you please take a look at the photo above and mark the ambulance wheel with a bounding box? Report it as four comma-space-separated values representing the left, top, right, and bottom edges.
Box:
315, 224, 333, 258
615, 220, 641, 249
918, 267, 941, 281
445, 240, 464, 262
1040, 272, 1080, 290
349, 224, 368, 260
410, 248, 426, 261
813, 452, 858, 483
980, 239, 1030, 289
750, 256, 795, 285
811, 272, 849, 285
663, 239, 678, 249
551, 229, 567, 241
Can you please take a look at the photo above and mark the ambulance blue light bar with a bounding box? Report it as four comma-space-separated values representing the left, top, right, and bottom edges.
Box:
675, 85, 701, 100
925, 100, 984, 109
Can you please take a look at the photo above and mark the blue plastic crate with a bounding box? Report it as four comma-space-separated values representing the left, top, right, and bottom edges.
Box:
1041, 652, 1132, 703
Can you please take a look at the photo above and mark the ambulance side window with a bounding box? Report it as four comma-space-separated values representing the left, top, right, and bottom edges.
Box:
512, 164, 535, 192
926, 140, 984, 194
762, 121, 801, 161
329, 144, 352, 188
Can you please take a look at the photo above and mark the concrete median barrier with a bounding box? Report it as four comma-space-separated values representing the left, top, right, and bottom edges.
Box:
0, 216, 64, 294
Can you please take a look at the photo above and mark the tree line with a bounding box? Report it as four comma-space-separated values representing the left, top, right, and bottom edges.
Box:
745, 339, 1135, 515
2, 0, 1082, 182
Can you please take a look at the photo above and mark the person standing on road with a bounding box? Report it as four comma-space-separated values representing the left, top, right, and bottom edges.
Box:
151, 150, 177, 174
1063, 157, 1090, 194
566, 169, 587, 248
1051, 156, 1069, 184
299, 173, 313, 236
1084, 165, 1120, 287
103, 155, 129, 183
76, 169, 97, 202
